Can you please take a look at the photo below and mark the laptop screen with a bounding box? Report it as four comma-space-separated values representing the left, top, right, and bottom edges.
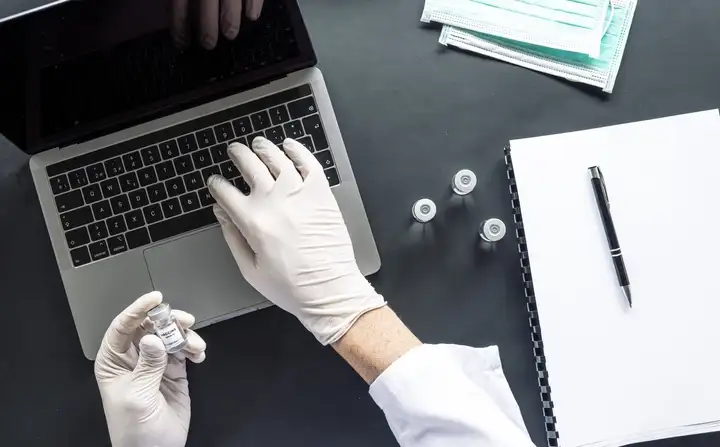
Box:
0, 0, 315, 154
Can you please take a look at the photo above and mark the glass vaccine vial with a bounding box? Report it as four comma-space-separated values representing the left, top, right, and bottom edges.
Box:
412, 198, 437, 223
451, 169, 477, 196
147, 303, 187, 353
478, 218, 507, 252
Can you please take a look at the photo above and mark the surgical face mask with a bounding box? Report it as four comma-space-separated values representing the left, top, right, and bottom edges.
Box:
438, 0, 636, 93
422, 0, 611, 57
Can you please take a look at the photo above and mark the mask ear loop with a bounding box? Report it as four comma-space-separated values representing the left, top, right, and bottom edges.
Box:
602, 1, 616, 36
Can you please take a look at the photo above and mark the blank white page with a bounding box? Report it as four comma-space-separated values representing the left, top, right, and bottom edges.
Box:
510, 110, 720, 447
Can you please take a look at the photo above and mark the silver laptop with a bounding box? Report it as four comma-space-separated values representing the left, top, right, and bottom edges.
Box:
0, 0, 380, 359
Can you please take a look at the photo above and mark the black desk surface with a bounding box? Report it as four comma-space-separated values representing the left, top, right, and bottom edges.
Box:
2, 0, 719, 445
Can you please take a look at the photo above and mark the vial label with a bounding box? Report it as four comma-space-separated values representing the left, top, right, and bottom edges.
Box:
156, 322, 185, 351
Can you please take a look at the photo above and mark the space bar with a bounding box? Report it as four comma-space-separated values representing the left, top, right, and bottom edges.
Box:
149, 207, 216, 242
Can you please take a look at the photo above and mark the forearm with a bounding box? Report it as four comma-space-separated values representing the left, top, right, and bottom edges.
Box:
331, 306, 422, 384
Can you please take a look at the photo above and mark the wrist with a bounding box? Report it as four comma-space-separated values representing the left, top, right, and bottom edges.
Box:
331, 306, 422, 384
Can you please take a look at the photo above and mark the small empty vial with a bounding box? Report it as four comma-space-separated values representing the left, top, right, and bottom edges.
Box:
478, 218, 507, 252
147, 303, 187, 353
451, 169, 477, 196
412, 198, 437, 223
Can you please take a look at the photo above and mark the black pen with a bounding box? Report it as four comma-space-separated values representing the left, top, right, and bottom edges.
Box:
588, 166, 632, 308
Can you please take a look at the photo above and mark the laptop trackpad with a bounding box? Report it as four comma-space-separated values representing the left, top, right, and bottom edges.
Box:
143, 227, 267, 325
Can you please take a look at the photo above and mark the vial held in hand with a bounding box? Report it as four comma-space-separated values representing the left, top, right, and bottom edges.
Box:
147, 303, 187, 353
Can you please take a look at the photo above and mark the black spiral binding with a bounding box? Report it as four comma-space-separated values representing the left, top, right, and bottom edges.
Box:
505, 147, 559, 447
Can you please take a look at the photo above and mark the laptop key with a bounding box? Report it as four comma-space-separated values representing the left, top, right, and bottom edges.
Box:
233, 177, 251, 195
314, 150, 335, 170
180, 192, 200, 212
65, 227, 90, 249
147, 183, 168, 203
198, 188, 215, 207
100, 178, 121, 198
166, 177, 186, 197
210, 143, 229, 164
125, 209, 145, 230
269, 105, 290, 125
129, 189, 150, 209
302, 115, 329, 150
159, 140, 180, 160
87, 163, 106, 183
220, 160, 240, 179
89, 240, 110, 261
122, 151, 143, 171
50, 174, 71, 195
324, 168, 340, 187
161, 197, 182, 218
192, 149, 212, 169
70, 246, 91, 267
143, 204, 164, 224
92, 200, 112, 220
251, 111, 271, 131
296, 136, 315, 152
288, 96, 317, 119
201, 166, 221, 184
183, 172, 204, 191
138, 166, 158, 187
266, 126, 285, 145
68, 168, 89, 189
149, 207, 215, 243
178, 134, 199, 154
107, 215, 127, 235
110, 194, 131, 215
214, 123, 234, 142
119, 172, 140, 192
55, 190, 84, 213
283, 120, 304, 139
155, 160, 176, 181
88, 221, 109, 241
173, 155, 193, 175
196, 128, 216, 148
140, 145, 162, 165
126, 227, 151, 249
107, 235, 128, 255
82, 184, 103, 204
104, 157, 125, 177
231, 117, 252, 137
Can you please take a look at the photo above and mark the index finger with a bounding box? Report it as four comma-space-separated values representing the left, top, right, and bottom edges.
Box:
105, 291, 163, 353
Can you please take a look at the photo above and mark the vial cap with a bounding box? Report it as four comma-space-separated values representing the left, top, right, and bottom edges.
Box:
412, 198, 437, 223
147, 303, 172, 321
452, 169, 477, 195
480, 218, 506, 242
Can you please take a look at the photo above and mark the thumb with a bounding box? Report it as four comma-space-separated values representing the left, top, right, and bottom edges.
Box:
133, 335, 168, 397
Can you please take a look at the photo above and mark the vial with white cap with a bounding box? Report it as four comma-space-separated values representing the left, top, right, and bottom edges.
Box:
451, 169, 477, 196
147, 303, 187, 353
412, 198, 437, 223
478, 218, 507, 251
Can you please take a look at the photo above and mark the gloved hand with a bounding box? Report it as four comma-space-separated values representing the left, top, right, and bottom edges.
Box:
171, 0, 265, 50
95, 291, 207, 447
208, 138, 386, 345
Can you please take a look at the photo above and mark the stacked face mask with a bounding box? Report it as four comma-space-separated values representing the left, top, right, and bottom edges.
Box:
422, 0, 637, 93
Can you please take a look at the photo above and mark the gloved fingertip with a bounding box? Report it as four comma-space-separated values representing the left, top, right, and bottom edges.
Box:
200, 34, 218, 50
139, 335, 167, 359
251, 136, 271, 151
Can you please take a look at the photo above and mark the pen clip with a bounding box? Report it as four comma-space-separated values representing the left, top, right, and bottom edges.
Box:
590, 166, 610, 207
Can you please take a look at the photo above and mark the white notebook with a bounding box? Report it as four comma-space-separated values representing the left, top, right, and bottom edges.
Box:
505, 110, 720, 447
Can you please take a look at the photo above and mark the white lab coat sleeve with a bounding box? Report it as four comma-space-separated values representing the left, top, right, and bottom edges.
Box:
369, 344, 537, 447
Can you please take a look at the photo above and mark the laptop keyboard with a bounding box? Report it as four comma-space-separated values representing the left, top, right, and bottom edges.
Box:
46, 84, 341, 267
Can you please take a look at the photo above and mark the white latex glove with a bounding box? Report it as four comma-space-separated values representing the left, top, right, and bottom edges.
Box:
94, 291, 207, 447
171, 0, 265, 49
208, 137, 386, 345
